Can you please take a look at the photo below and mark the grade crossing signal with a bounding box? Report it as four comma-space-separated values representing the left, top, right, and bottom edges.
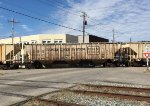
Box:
143, 46, 150, 58
143, 52, 150, 58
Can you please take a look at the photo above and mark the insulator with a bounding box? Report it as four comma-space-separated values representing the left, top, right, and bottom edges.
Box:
84, 20, 87, 25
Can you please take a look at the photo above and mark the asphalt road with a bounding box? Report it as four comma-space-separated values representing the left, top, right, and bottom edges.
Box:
0, 67, 150, 105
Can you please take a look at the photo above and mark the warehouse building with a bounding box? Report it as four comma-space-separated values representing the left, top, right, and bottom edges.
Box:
78, 35, 109, 43
0, 34, 78, 44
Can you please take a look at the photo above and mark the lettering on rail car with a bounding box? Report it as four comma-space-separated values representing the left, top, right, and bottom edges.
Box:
87, 46, 100, 54
46, 48, 86, 51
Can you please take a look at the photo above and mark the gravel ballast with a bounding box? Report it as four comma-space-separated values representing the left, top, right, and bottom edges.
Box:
42, 90, 150, 106
70, 84, 150, 97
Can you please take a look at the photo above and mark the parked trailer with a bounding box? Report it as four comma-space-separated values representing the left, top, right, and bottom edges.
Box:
23, 42, 150, 68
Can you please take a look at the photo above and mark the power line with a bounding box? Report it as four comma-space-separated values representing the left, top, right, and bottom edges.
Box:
38, 0, 80, 17
37, 0, 101, 29
44, 0, 103, 26
0, 6, 84, 33
2, 0, 62, 23
48, 0, 73, 9
49, 0, 82, 13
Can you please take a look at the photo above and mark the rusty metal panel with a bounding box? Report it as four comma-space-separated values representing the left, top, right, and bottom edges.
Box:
100, 43, 105, 59
22, 42, 150, 63
70, 44, 76, 60
0, 45, 2, 61
86, 43, 100, 59
4, 45, 14, 61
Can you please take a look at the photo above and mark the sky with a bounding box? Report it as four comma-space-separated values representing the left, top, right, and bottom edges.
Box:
0, 0, 150, 42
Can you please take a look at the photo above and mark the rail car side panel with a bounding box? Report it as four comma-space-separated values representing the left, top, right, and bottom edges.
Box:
24, 43, 116, 65
0, 45, 2, 62
23, 43, 150, 67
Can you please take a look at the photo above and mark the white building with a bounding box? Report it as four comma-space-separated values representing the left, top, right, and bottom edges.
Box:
0, 34, 78, 44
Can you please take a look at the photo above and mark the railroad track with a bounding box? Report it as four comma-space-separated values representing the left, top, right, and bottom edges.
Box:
10, 84, 150, 105
68, 84, 150, 103
68, 89, 150, 103
11, 98, 83, 106
75, 84, 150, 96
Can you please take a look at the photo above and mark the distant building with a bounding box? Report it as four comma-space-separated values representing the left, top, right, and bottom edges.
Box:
138, 41, 150, 42
0, 34, 78, 44
78, 35, 109, 43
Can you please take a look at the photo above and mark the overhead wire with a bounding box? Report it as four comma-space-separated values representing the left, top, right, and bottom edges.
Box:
48, 0, 82, 13
48, 0, 73, 9
3, 0, 73, 23
38, 0, 81, 17
0, 6, 84, 33
36, 0, 104, 31
38, 0, 144, 36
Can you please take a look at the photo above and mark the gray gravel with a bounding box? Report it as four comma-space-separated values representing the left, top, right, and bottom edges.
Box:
70, 84, 150, 97
22, 99, 56, 106
42, 91, 150, 106
86, 80, 150, 89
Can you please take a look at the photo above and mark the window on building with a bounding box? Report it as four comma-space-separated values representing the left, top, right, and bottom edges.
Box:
54, 41, 58, 43
42, 40, 51, 44
67, 41, 71, 43
42, 40, 46, 44
54, 39, 63, 43
59, 41, 62, 43
47, 41, 51, 44
31, 40, 37, 44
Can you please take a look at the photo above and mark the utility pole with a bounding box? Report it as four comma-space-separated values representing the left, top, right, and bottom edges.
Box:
129, 37, 132, 66
8, 17, 19, 61
8, 18, 19, 44
113, 28, 115, 43
112, 28, 115, 59
130, 37, 132, 43
81, 12, 87, 43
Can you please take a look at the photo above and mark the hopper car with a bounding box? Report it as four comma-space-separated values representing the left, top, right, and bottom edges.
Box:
0, 44, 20, 70
0, 42, 149, 69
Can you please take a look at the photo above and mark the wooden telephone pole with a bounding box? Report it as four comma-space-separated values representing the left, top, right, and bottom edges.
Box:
8, 17, 19, 44
8, 17, 19, 61
112, 28, 115, 59
81, 12, 87, 43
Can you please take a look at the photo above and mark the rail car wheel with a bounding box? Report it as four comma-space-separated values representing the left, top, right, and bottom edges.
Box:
113, 61, 120, 67
51, 61, 69, 68
25, 63, 33, 69
2, 65, 9, 70
103, 62, 112, 67
103, 62, 107, 67
103, 60, 113, 67
10, 64, 19, 69
78, 61, 95, 67
33, 61, 43, 69
125, 61, 129, 67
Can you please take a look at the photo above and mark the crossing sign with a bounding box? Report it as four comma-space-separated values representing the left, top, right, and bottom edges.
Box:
143, 46, 150, 58
143, 46, 150, 72
143, 52, 150, 58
